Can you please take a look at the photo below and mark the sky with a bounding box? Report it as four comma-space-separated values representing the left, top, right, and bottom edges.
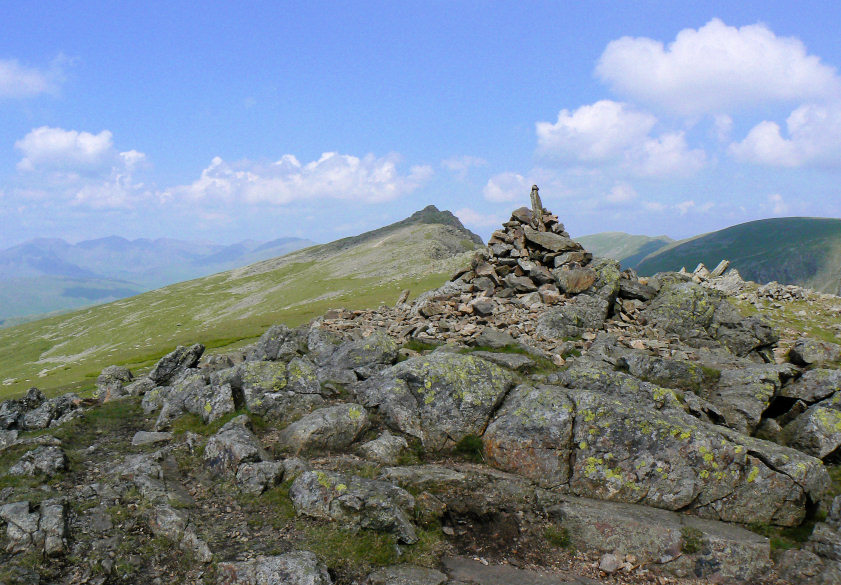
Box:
1, 1, 841, 248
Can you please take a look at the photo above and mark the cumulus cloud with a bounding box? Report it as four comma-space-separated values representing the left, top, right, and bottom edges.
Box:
536, 100, 705, 176
0, 57, 64, 98
442, 155, 487, 179
16, 127, 115, 172
483, 172, 532, 202
596, 19, 840, 115
165, 152, 432, 205
729, 103, 841, 168
605, 183, 637, 204
13, 126, 150, 209
766, 193, 789, 215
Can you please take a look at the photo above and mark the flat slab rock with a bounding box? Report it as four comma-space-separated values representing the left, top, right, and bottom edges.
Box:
442, 557, 599, 585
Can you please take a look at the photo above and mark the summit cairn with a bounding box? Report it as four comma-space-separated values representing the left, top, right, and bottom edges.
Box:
453, 185, 596, 299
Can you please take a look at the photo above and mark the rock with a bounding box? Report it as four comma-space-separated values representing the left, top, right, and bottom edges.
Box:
0, 499, 67, 555
203, 415, 266, 474
94, 365, 134, 402
474, 328, 516, 349
618, 279, 656, 301
777, 549, 841, 585
8, 445, 68, 477
790, 338, 841, 366
554, 268, 596, 294
131, 431, 174, 446
0, 429, 19, 449
536, 294, 609, 340
290, 471, 418, 544
276, 403, 370, 455
150, 503, 188, 541
358, 431, 409, 465
807, 520, 841, 561
598, 553, 621, 574
149, 344, 205, 385
483, 385, 574, 487
153, 373, 238, 429
330, 331, 399, 374
286, 356, 321, 394
642, 282, 718, 347
365, 565, 447, 585
226, 361, 321, 420
503, 273, 537, 292
217, 551, 333, 585
470, 298, 495, 316
548, 496, 771, 583
708, 364, 796, 434
21, 393, 82, 430
354, 353, 516, 451
523, 226, 580, 252
441, 556, 596, 585
247, 324, 298, 362
471, 351, 534, 372
236, 461, 285, 495
782, 368, 841, 403
708, 300, 778, 357
784, 404, 841, 459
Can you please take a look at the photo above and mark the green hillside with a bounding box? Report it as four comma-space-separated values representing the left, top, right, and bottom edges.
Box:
0, 207, 480, 399
575, 232, 673, 268
635, 217, 841, 294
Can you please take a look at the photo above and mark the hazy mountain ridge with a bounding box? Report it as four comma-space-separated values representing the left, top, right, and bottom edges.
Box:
0, 235, 315, 322
574, 232, 673, 269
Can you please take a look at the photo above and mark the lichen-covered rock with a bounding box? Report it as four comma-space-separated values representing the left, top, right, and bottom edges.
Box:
535, 294, 609, 340
20, 393, 82, 430
94, 365, 134, 402
483, 384, 574, 488
547, 496, 771, 583
0, 499, 67, 555
785, 404, 841, 459
247, 323, 305, 362
358, 431, 409, 465
276, 403, 370, 455
708, 300, 778, 358
354, 353, 516, 451
286, 356, 320, 394
236, 461, 285, 495
586, 257, 622, 302
131, 431, 174, 446
777, 549, 841, 585
149, 344, 205, 385
790, 337, 841, 366
218, 361, 326, 421
783, 368, 841, 403
329, 331, 399, 375
204, 415, 266, 474
8, 445, 68, 478
217, 551, 332, 585
708, 364, 797, 434
290, 471, 417, 544
643, 282, 719, 347
553, 267, 597, 295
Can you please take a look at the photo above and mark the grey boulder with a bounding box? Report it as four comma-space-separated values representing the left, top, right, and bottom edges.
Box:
217, 551, 332, 585
276, 403, 370, 455
204, 415, 266, 474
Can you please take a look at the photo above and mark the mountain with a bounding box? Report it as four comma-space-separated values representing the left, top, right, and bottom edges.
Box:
0, 235, 315, 322
635, 217, 841, 294
574, 231, 673, 269
0, 206, 481, 397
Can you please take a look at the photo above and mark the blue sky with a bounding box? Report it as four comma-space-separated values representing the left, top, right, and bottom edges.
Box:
2, 1, 841, 248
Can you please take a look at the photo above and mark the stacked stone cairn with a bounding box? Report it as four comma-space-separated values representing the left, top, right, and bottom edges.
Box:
452, 185, 598, 303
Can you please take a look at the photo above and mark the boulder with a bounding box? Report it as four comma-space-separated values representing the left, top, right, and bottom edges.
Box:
203, 415, 266, 474
276, 403, 370, 455
708, 364, 797, 434
131, 431, 174, 447
94, 365, 134, 402
553, 268, 596, 294
247, 324, 303, 362
777, 549, 841, 585
286, 357, 321, 394
236, 461, 285, 495
0, 499, 67, 555
354, 353, 516, 451
217, 551, 332, 585
8, 445, 68, 478
547, 496, 771, 583
365, 565, 447, 585
642, 282, 718, 347
21, 393, 82, 430
618, 279, 656, 301
536, 295, 609, 340
149, 344, 205, 385
784, 404, 841, 459
358, 431, 409, 465
790, 338, 841, 366
329, 331, 399, 374
522, 226, 579, 252
782, 368, 841, 403
290, 471, 418, 544
708, 300, 778, 357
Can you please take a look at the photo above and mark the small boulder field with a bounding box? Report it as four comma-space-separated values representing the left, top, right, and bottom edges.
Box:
2, 204, 841, 585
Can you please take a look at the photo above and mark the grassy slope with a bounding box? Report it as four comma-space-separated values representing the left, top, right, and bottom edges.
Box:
575, 232, 673, 269
0, 221, 478, 399
636, 217, 841, 293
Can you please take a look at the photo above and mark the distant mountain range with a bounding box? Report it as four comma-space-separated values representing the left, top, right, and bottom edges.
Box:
0, 235, 314, 324
579, 217, 841, 296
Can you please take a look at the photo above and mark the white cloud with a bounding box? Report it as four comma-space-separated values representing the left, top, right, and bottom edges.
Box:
483, 172, 532, 202
605, 183, 637, 204
676, 200, 695, 215
454, 207, 504, 228
536, 101, 705, 176
442, 155, 487, 180
165, 152, 432, 205
596, 18, 840, 115
537, 100, 656, 161
729, 103, 841, 168
0, 57, 63, 98
13, 126, 150, 209
714, 114, 733, 142
15, 127, 115, 172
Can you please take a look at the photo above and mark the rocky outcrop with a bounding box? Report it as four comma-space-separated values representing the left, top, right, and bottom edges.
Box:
217, 551, 333, 585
